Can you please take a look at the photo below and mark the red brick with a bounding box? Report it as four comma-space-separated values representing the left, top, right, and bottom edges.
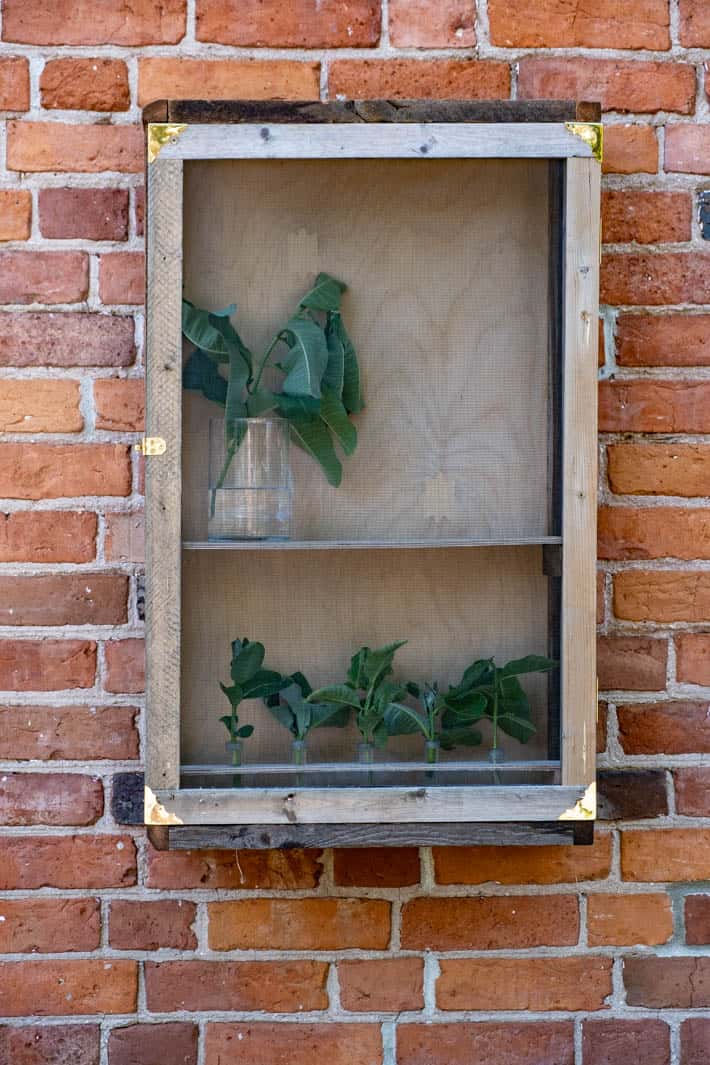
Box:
138, 58, 320, 106
602, 191, 691, 245
0, 898, 99, 953
675, 768, 710, 815
0, 705, 139, 761
438, 956, 611, 1011
99, 253, 145, 305
208, 898, 390, 950
0, 444, 131, 499
587, 893, 673, 946
0, 835, 136, 889
105, 512, 144, 564
0, 312, 135, 367
603, 125, 657, 175
615, 570, 710, 623
146, 960, 328, 1012
0, 640, 96, 691
622, 829, 710, 881
490, 0, 668, 48
41, 59, 129, 111
680, 0, 710, 45
0, 511, 96, 563
0, 773, 103, 826
95, 379, 145, 432
601, 253, 710, 306
518, 58, 695, 114
401, 896, 578, 949
0, 574, 127, 626
625, 956, 710, 1008
685, 896, 710, 945
333, 846, 419, 886
583, 1020, 670, 1065
618, 701, 710, 755
600, 507, 710, 561
598, 768, 668, 821
108, 1024, 197, 1065
2, 0, 186, 45
0, 380, 82, 433
0, 251, 88, 305
39, 189, 129, 242
0, 960, 136, 1016
205, 1023, 382, 1065
147, 845, 322, 889
196, 0, 379, 46
329, 60, 510, 100
104, 639, 145, 694
0, 57, 29, 111
681, 1019, 710, 1065
110, 900, 196, 950
338, 958, 424, 1012
7, 122, 143, 174
601, 380, 710, 433
433, 835, 611, 885
389, 0, 474, 47
0, 1024, 99, 1065
0, 190, 31, 240
397, 1023, 574, 1065
616, 315, 710, 367
665, 125, 710, 176
597, 635, 667, 689
608, 444, 710, 497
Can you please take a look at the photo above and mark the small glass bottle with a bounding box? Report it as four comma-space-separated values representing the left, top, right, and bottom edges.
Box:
291, 739, 308, 767
225, 739, 243, 767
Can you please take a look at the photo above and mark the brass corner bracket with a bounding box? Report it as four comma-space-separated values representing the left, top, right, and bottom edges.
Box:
147, 123, 187, 164
565, 121, 603, 163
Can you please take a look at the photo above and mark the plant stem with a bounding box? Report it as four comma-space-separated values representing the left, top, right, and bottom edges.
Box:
492, 683, 499, 751
210, 433, 238, 518
251, 330, 285, 394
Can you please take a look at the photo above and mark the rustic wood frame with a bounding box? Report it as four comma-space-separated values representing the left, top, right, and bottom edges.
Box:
142, 100, 600, 848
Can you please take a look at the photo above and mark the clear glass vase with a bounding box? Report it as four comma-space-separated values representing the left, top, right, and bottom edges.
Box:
292, 739, 308, 767
208, 418, 292, 542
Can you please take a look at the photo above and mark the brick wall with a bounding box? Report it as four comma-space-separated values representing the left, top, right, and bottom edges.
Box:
0, 2, 708, 1063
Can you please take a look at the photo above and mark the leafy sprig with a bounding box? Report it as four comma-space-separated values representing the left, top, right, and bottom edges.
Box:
265, 671, 350, 741
219, 638, 286, 760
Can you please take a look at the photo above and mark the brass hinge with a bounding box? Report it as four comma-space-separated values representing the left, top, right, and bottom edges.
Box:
135, 437, 166, 456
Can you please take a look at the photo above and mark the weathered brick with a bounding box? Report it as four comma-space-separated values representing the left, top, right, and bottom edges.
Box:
397, 1023, 574, 1065
99, 253, 145, 305
490, 0, 668, 48
0, 511, 95, 563
603, 125, 657, 175
0, 444, 131, 498
401, 896, 579, 949
0, 898, 99, 953
680, 0, 710, 45
7, 122, 143, 174
196, 0, 380, 46
329, 60, 510, 100
2, 0, 186, 45
0, 574, 127, 627
110, 900, 196, 950
618, 701, 710, 755
598, 769, 668, 820
601, 254, 710, 306
597, 635, 667, 689
674, 768, 710, 816
601, 507, 710, 561
0, 251, 88, 305
0, 835, 136, 889
0, 190, 31, 241
333, 846, 419, 887
0, 312, 135, 367
138, 58, 320, 106
0, 1024, 99, 1065
681, 1019, 710, 1065
389, 0, 474, 47
685, 896, 710, 945
205, 1023, 382, 1065
147, 845, 322, 889
602, 191, 691, 245
41, 59, 129, 111
665, 125, 710, 175
105, 512, 144, 564
588, 893, 673, 946
608, 444, 710, 497
39, 189, 129, 242
622, 829, 710, 881
110, 771, 143, 826
0, 960, 136, 1016
518, 58, 695, 114
0, 640, 96, 691
104, 639, 145, 694
0, 773, 103, 826
338, 958, 424, 1012
95, 379, 145, 432
616, 315, 710, 367
0, 705, 139, 761
433, 835, 611, 884
615, 570, 710, 623
146, 960, 328, 1012
0, 380, 82, 434
583, 1020, 671, 1065
208, 898, 390, 950
108, 1024, 197, 1065
625, 956, 710, 1008
0, 57, 29, 111
437, 957, 612, 1011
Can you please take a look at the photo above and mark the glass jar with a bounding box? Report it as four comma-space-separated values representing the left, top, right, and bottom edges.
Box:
208, 417, 292, 541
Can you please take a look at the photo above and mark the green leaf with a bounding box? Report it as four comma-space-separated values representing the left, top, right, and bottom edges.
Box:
224, 349, 249, 436
323, 315, 345, 396
460, 658, 495, 689
500, 655, 558, 677
442, 691, 488, 723
496, 712, 537, 743
182, 300, 230, 362
275, 394, 321, 416
288, 413, 342, 487
384, 702, 428, 737
230, 640, 265, 684
309, 703, 350, 728
236, 724, 254, 738
246, 388, 278, 417
308, 684, 359, 710
320, 388, 357, 456
439, 726, 483, 750
183, 348, 228, 406
371, 720, 389, 748
331, 314, 363, 414
242, 669, 286, 700
299, 272, 347, 313
208, 309, 253, 375
219, 714, 235, 736
280, 318, 328, 399
267, 702, 297, 734
360, 641, 408, 691
220, 682, 243, 710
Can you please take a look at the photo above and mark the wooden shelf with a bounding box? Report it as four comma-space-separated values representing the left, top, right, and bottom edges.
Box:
182, 537, 562, 551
